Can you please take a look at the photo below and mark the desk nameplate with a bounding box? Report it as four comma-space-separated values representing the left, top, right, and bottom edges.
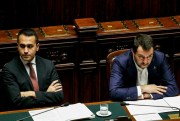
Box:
132, 18, 164, 30
40, 25, 70, 38
99, 21, 128, 33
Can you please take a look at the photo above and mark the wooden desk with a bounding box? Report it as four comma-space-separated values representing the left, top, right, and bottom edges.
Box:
0, 101, 180, 121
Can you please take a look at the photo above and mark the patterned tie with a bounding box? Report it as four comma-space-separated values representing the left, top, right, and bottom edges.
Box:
27, 63, 39, 91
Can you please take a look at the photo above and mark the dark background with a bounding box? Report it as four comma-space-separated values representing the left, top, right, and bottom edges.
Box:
0, 0, 180, 29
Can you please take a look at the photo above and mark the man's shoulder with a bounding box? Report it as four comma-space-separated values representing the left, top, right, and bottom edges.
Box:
153, 50, 166, 60
2, 56, 22, 73
36, 56, 51, 61
154, 50, 164, 56
36, 56, 54, 64
4, 56, 19, 67
113, 50, 133, 68
115, 50, 132, 62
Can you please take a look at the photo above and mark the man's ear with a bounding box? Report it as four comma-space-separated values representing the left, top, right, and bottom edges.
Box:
36, 43, 40, 51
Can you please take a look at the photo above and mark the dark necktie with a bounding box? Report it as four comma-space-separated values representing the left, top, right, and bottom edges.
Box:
27, 63, 39, 91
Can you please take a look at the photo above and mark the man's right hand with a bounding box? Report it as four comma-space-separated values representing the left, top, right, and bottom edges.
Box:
47, 80, 63, 92
140, 84, 167, 95
21, 91, 36, 98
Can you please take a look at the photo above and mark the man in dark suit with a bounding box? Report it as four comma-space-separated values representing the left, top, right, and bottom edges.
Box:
109, 34, 179, 101
2, 28, 63, 110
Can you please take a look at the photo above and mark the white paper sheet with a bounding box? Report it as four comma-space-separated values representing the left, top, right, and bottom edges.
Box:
134, 113, 162, 121
163, 96, 180, 109
125, 99, 176, 115
29, 108, 61, 121
29, 103, 95, 121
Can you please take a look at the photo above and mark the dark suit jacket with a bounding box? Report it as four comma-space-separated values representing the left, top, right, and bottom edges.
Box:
109, 50, 179, 101
2, 56, 64, 110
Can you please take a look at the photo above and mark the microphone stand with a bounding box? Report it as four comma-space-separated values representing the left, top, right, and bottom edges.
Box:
16, 102, 69, 121
121, 102, 180, 119
17, 107, 56, 121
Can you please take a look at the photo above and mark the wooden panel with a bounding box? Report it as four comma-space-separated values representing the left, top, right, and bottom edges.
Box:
56, 68, 78, 103
158, 17, 178, 28
78, 62, 100, 102
99, 21, 128, 32
40, 25, 70, 38
74, 18, 98, 34
132, 18, 163, 30
171, 15, 180, 25
0, 30, 11, 43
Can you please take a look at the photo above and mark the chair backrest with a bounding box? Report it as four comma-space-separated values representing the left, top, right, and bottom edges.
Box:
106, 49, 129, 80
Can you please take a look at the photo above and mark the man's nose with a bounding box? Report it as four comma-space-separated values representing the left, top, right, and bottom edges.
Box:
143, 57, 149, 64
24, 47, 29, 54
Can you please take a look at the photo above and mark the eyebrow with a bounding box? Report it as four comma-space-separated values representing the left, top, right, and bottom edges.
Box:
138, 54, 153, 57
19, 44, 34, 47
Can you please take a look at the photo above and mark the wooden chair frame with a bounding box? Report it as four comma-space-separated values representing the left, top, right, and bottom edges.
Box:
106, 49, 129, 80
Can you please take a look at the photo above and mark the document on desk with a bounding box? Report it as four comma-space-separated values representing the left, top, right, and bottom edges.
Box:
163, 96, 180, 108
125, 98, 177, 115
125, 96, 180, 121
29, 103, 95, 121
133, 113, 162, 121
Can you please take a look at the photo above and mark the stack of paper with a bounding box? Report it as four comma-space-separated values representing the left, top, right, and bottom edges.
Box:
125, 99, 176, 115
125, 96, 180, 121
29, 103, 95, 121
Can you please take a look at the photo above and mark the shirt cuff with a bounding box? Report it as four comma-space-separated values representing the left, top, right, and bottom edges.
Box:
137, 86, 142, 96
150, 94, 153, 99
137, 86, 144, 99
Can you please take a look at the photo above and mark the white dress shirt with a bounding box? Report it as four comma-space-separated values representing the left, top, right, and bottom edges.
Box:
134, 59, 148, 99
20, 56, 38, 82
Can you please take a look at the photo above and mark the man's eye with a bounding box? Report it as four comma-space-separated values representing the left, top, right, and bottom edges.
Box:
27, 45, 33, 48
19, 44, 33, 48
140, 56, 143, 59
20, 44, 25, 48
148, 55, 153, 58
138, 56, 144, 59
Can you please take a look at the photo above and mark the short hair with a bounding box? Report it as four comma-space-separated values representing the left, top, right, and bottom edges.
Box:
133, 34, 154, 53
17, 28, 38, 44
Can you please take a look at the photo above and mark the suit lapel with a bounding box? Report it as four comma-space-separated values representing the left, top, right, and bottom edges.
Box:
35, 56, 43, 89
16, 57, 34, 89
127, 52, 137, 79
148, 57, 158, 79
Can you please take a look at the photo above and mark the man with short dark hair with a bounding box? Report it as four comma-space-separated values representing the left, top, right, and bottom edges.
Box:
2, 28, 64, 110
109, 34, 179, 101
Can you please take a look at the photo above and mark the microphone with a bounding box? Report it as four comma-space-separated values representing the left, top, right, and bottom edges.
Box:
16, 102, 69, 121
120, 102, 180, 118
60, 102, 69, 107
